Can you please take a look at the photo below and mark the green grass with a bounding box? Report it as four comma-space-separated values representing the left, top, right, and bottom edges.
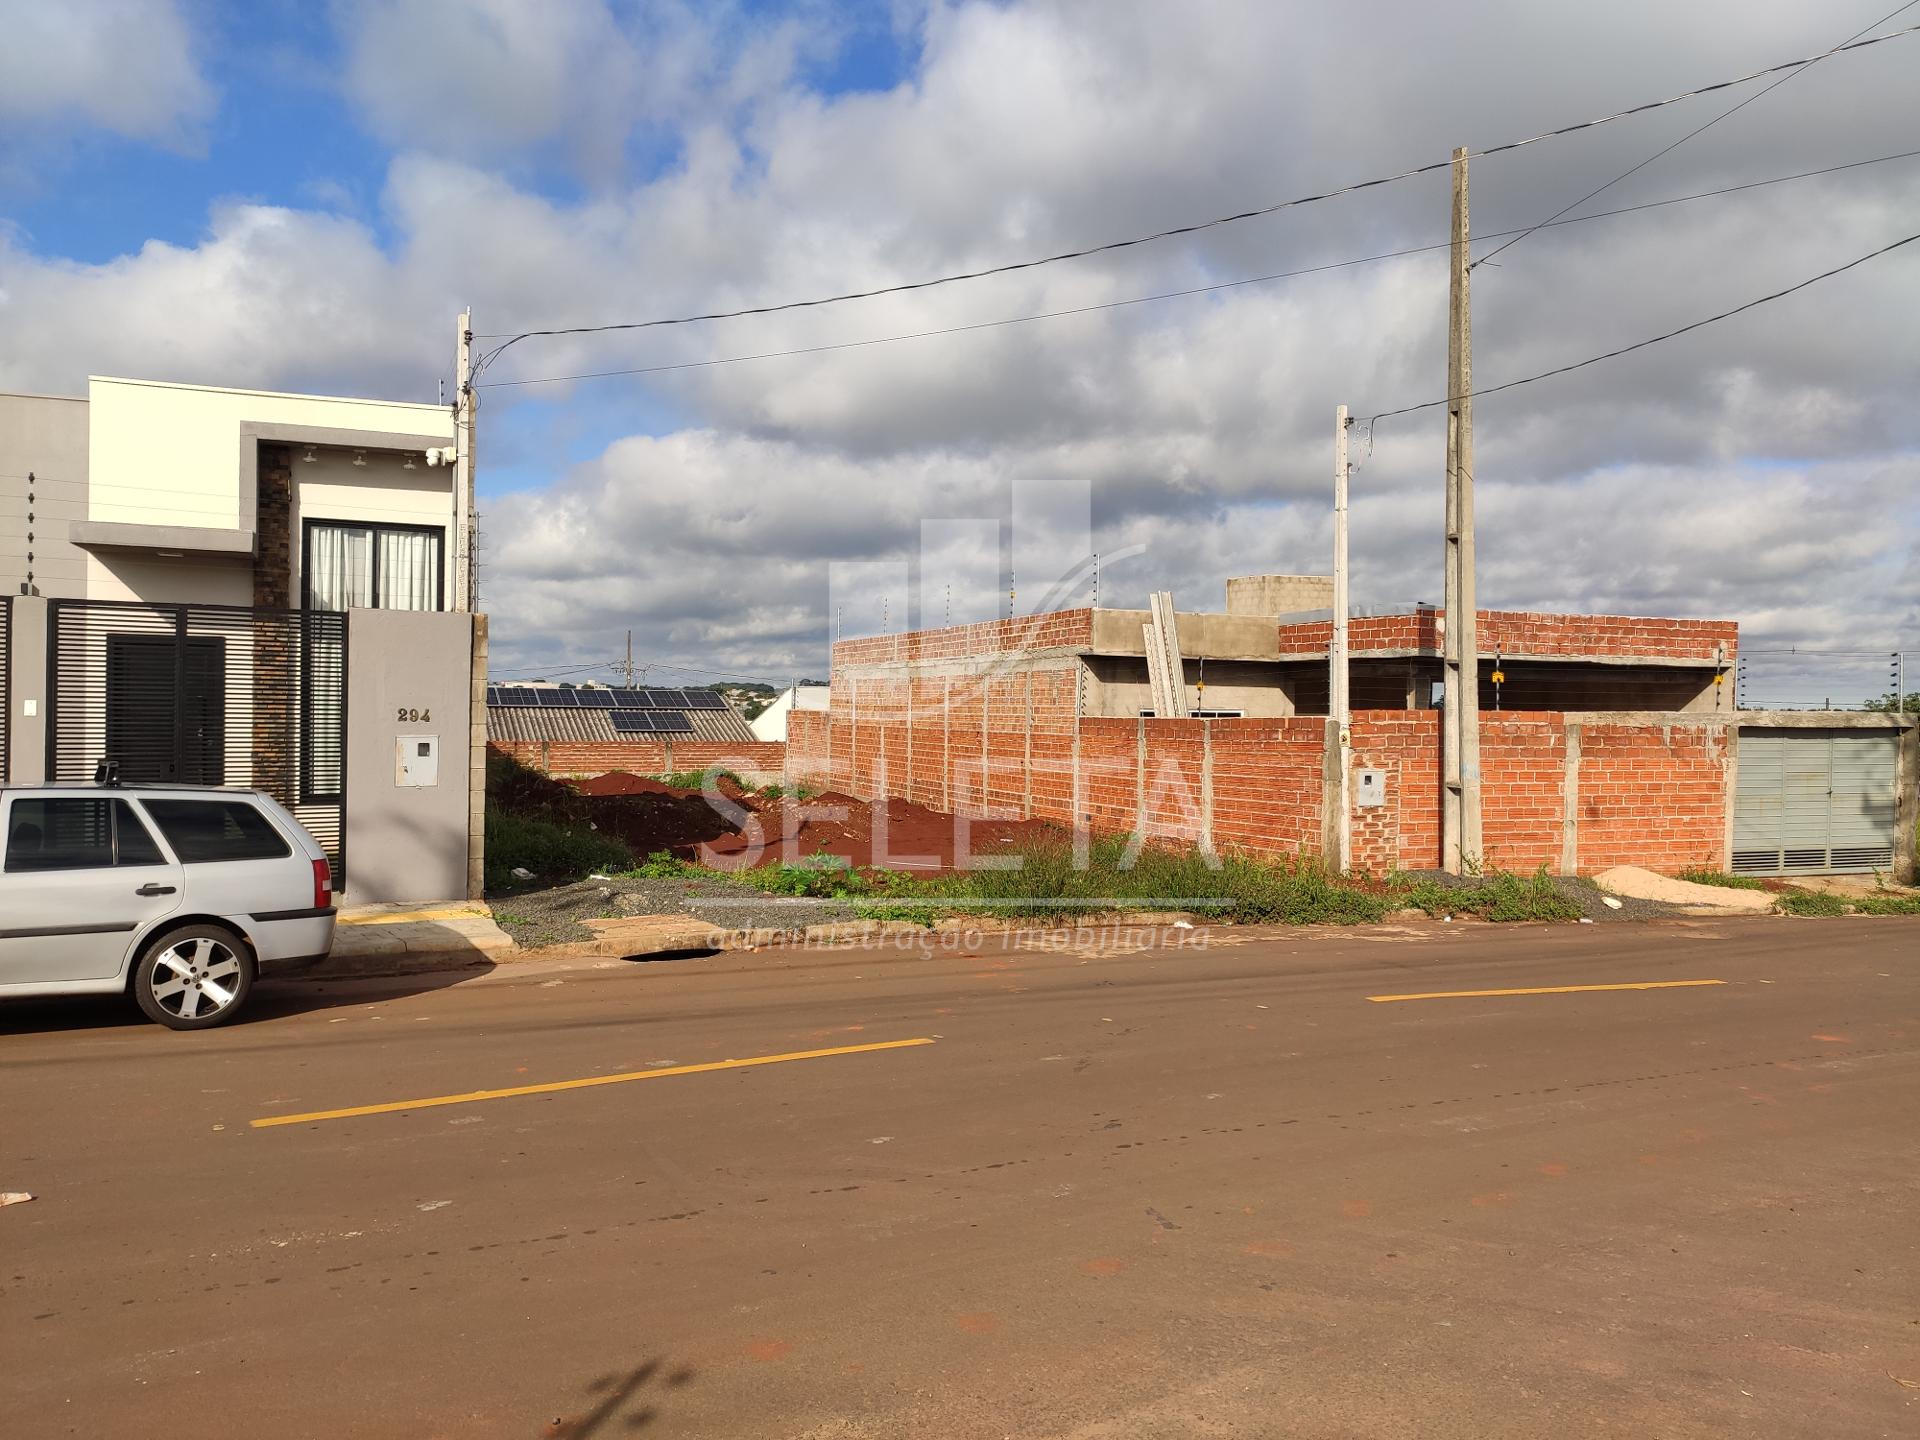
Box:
611, 836, 1594, 928
1848, 892, 1920, 915
1392, 866, 1587, 922
485, 810, 634, 891
1776, 889, 1849, 917
1677, 868, 1770, 891
657, 768, 748, 792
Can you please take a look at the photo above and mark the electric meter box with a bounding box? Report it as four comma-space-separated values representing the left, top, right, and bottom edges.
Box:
397, 735, 440, 787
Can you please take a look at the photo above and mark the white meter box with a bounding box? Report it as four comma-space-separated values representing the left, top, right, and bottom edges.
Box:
397, 735, 439, 787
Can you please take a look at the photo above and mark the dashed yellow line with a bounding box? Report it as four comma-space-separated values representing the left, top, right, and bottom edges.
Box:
1367, 979, 1726, 1003
251, 1037, 936, 1128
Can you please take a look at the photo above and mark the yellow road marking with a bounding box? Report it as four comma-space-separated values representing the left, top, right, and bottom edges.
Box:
1367, 979, 1726, 1003
251, 1037, 936, 1128
337, 906, 487, 927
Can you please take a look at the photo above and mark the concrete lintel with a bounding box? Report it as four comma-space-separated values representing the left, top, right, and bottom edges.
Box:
1278, 649, 1722, 668
1093, 607, 1278, 661
237, 420, 450, 453
68, 519, 257, 557
1732, 710, 1914, 730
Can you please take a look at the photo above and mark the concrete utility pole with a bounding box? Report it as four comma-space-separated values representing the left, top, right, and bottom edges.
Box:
625, 630, 634, 688
453, 309, 478, 612
1333, 405, 1353, 872
1441, 147, 1483, 873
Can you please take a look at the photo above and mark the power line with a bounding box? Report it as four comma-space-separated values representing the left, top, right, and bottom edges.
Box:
467, 23, 1920, 373
1362, 230, 1920, 426
476, 149, 1920, 390
1473, 0, 1920, 271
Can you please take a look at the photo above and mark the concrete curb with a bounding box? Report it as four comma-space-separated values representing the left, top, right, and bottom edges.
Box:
276, 909, 1224, 981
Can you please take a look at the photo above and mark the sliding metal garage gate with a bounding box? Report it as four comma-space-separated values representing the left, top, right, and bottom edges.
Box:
45, 599, 347, 878
1733, 728, 1899, 875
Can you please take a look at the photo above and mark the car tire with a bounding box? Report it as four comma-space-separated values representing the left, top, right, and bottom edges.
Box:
132, 923, 256, 1030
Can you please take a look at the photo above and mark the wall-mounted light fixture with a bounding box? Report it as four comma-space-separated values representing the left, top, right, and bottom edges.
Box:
352, 450, 368, 467
302, 447, 317, 463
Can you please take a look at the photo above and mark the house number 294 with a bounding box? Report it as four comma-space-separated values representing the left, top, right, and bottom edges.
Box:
397, 707, 431, 723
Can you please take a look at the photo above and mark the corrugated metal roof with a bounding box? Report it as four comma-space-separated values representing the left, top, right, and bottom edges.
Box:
487, 705, 757, 743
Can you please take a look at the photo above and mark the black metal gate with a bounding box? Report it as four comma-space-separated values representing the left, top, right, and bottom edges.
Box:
46, 600, 347, 877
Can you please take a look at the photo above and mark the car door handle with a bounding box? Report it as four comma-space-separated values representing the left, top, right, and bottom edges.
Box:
135, 884, 177, 897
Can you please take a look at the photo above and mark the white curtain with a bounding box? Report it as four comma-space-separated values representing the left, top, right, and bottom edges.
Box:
309, 525, 373, 610
378, 529, 440, 610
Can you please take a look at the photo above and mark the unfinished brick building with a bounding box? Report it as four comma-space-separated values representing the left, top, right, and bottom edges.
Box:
786, 578, 1916, 881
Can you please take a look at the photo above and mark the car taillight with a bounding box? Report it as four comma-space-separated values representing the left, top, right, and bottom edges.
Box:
313, 858, 333, 910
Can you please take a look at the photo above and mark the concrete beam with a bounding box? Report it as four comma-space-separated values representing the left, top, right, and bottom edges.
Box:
68, 519, 257, 557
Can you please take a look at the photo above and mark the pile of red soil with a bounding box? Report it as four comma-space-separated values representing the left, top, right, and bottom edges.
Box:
564, 772, 1058, 873
572, 771, 691, 798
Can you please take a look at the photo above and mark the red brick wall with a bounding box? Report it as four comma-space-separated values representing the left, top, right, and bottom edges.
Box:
832, 609, 1095, 668
1345, 710, 1729, 875
1573, 721, 1730, 873
1349, 711, 1442, 872
1480, 714, 1568, 872
786, 710, 833, 787
1277, 609, 1736, 663
489, 740, 788, 784
1209, 719, 1327, 856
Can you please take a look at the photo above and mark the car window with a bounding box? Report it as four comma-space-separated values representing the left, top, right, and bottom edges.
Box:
5, 798, 114, 872
113, 801, 166, 867
140, 800, 291, 863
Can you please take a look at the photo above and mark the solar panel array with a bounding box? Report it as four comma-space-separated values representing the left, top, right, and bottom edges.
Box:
610, 710, 694, 734
485, 684, 727, 711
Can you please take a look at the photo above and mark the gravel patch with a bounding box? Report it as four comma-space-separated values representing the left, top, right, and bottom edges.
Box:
487, 874, 862, 948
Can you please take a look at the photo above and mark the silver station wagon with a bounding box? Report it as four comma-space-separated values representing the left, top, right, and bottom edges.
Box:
0, 781, 337, 1029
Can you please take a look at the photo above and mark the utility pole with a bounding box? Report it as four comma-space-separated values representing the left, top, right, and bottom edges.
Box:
453, 309, 477, 611
625, 630, 634, 688
1332, 405, 1353, 873
1442, 147, 1483, 874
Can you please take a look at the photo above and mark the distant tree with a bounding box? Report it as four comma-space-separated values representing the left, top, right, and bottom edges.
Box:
1864, 691, 1920, 714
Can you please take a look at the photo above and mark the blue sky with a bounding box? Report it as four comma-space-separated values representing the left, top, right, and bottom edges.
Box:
2, 1, 1915, 692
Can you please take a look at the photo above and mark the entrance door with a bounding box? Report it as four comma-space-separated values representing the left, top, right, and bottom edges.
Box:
1733, 729, 1899, 874
106, 634, 227, 784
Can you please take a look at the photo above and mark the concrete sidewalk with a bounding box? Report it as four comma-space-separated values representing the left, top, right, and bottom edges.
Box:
312, 901, 517, 977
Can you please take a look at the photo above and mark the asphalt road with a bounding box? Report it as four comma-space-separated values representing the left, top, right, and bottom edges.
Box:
3, 916, 1917, 1438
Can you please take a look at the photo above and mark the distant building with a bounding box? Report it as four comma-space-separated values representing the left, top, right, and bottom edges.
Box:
750, 682, 830, 742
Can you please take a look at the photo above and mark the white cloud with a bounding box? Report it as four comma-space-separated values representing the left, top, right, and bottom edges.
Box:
6, 0, 1919, 689
0, 0, 212, 150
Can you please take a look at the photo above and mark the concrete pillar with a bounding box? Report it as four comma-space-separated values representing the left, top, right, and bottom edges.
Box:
1023, 670, 1034, 818
7, 595, 48, 784
1200, 720, 1216, 857
468, 613, 489, 900
1897, 719, 1918, 886
1560, 722, 1582, 875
